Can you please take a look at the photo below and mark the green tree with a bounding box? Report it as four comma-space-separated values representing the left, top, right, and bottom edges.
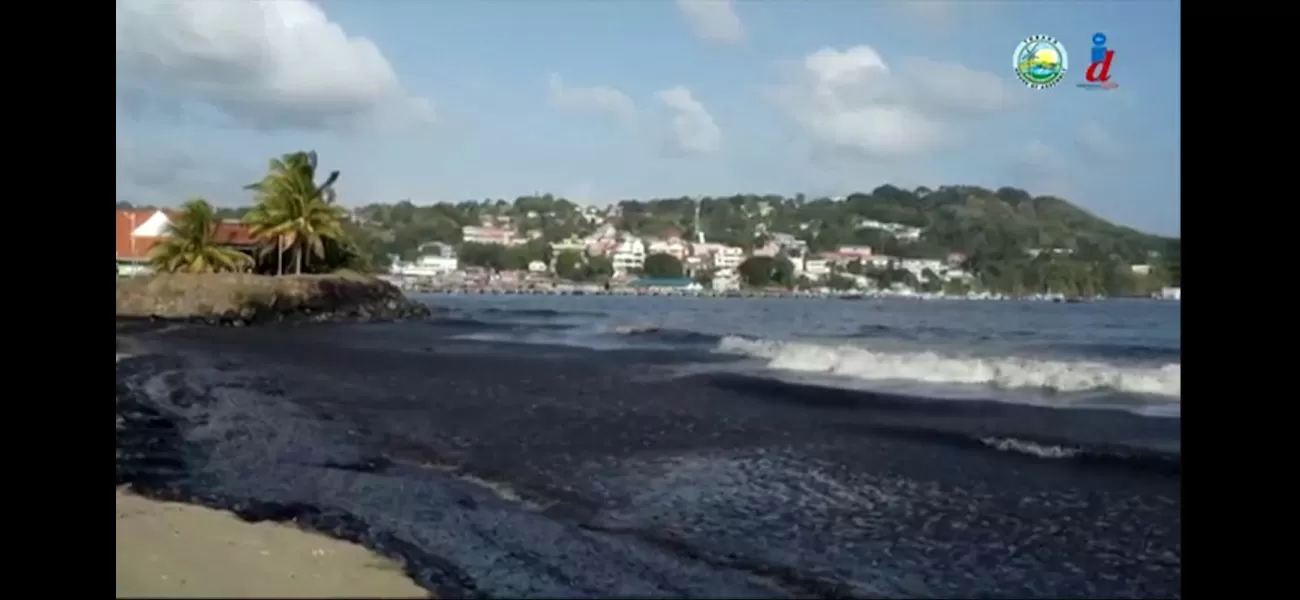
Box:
148, 198, 255, 274
826, 274, 858, 291
585, 255, 614, 280
738, 256, 795, 288
243, 151, 348, 275
643, 252, 684, 278
457, 242, 506, 270
554, 250, 585, 281
738, 256, 774, 287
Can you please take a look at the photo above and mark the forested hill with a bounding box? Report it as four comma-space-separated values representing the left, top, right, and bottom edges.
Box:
613, 185, 1174, 260
117, 184, 1180, 285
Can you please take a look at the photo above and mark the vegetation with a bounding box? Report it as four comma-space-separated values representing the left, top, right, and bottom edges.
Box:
120, 180, 1180, 296
148, 198, 254, 274
642, 253, 684, 279
115, 272, 419, 321
738, 256, 796, 288
243, 151, 351, 275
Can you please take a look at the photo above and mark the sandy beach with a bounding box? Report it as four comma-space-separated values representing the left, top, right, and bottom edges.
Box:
115, 488, 429, 598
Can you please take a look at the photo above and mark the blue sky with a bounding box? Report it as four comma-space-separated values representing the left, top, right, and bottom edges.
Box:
115, 0, 1180, 235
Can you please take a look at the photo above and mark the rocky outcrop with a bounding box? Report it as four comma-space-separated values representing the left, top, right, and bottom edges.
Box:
116, 273, 432, 326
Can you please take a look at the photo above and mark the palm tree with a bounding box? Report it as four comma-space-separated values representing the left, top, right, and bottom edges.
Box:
243, 151, 347, 275
148, 198, 255, 274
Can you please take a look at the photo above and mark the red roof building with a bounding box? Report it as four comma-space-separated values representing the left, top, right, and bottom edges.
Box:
116, 209, 257, 263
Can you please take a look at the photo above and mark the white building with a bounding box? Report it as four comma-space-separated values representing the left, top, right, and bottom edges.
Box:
712, 268, 741, 292
713, 246, 746, 270
647, 238, 690, 261
865, 255, 895, 268
551, 237, 587, 254
898, 259, 945, 282
392, 254, 460, 277
462, 226, 515, 246
769, 232, 808, 254
527, 260, 549, 273
837, 245, 874, 258
611, 237, 647, 274
801, 258, 831, 280
1131, 264, 1153, 275
858, 220, 922, 241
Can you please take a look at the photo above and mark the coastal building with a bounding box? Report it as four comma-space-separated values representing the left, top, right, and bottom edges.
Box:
944, 268, 974, 282
857, 220, 922, 241
769, 232, 807, 253
116, 208, 257, 276
551, 237, 587, 254
611, 237, 647, 274
647, 237, 690, 261
712, 246, 745, 270
712, 268, 741, 292
1130, 264, 1153, 275
895, 259, 946, 283
391, 254, 459, 277
461, 225, 516, 246
800, 258, 831, 280
527, 260, 549, 273
628, 277, 701, 292
1159, 286, 1181, 300
837, 246, 874, 258
682, 255, 705, 276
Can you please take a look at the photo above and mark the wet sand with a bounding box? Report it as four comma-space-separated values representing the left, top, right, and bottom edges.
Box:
116, 488, 429, 598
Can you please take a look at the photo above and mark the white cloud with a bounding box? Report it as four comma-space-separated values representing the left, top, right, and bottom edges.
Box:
901, 57, 1014, 115
1020, 140, 1068, 172
547, 74, 637, 123
1076, 122, 1123, 161
891, 1, 1000, 32
116, 135, 255, 204
771, 45, 1011, 160
656, 87, 722, 155
115, 0, 433, 132
675, 0, 745, 45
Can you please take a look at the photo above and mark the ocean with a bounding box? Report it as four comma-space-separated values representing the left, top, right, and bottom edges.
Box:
116, 295, 1181, 598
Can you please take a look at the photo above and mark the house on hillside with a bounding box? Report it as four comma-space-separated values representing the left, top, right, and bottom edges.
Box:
115, 208, 258, 276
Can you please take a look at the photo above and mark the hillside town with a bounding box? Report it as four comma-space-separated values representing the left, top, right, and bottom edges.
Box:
116, 192, 1180, 300
383, 204, 1178, 300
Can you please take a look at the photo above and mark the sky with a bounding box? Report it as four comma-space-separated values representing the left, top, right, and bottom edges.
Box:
115, 0, 1181, 236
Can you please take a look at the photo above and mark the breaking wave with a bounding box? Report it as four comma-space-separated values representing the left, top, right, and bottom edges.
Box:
715, 336, 1181, 400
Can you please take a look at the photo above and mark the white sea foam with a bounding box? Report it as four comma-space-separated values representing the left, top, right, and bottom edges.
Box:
979, 436, 1081, 459
715, 336, 1181, 399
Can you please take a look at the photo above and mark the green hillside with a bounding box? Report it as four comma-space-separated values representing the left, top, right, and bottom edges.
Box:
118, 184, 1180, 295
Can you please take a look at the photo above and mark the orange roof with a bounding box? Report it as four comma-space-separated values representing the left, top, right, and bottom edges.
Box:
116, 209, 162, 260
116, 210, 258, 260
212, 220, 257, 246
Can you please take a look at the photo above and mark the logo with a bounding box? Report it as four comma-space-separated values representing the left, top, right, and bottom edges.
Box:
1014, 35, 1069, 89
1077, 32, 1118, 90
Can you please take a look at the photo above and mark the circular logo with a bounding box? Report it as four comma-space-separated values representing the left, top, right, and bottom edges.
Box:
1013, 35, 1069, 89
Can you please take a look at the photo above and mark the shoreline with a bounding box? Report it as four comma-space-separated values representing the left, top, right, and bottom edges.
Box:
116, 488, 430, 598
117, 350, 431, 598
115, 323, 1180, 598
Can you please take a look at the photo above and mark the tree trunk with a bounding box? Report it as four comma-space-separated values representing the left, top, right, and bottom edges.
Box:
295, 243, 304, 274
276, 235, 284, 276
